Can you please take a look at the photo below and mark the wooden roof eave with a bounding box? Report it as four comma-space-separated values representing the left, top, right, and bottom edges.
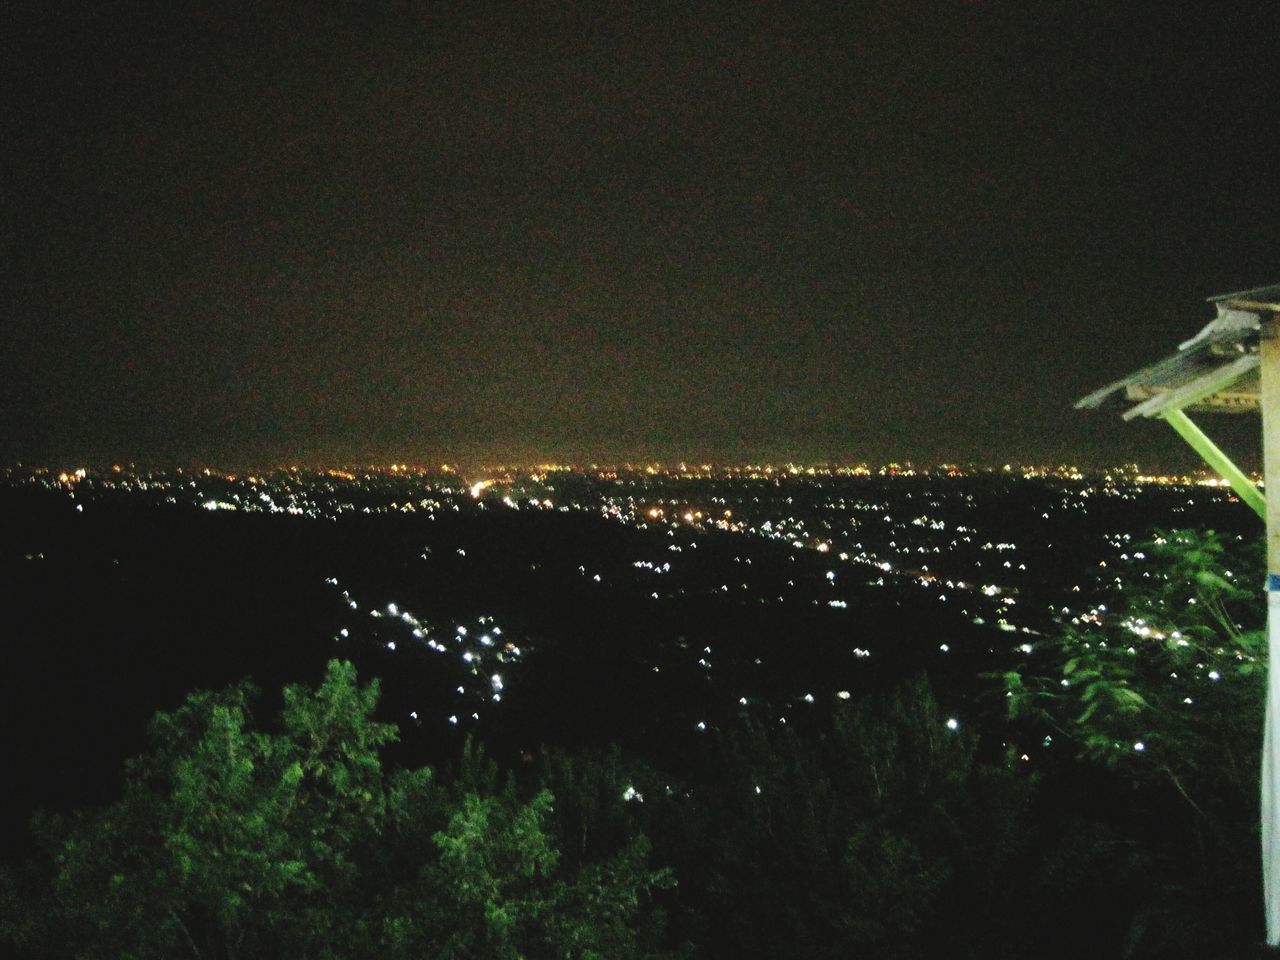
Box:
1074, 342, 1218, 411
1120, 353, 1259, 420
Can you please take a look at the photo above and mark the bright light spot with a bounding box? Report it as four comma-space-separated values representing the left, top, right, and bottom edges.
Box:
939, 643, 950, 653
386, 641, 396, 651
623, 785, 643, 802
945, 717, 959, 731
1209, 670, 1221, 680
1134, 742, 1145, 752
696, 721, 707, 732
448, 715, 458, 725
469, 480, 493, 498
836, 690, 851, 700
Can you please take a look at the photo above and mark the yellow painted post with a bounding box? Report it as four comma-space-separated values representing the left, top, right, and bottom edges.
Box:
1162, 408, 1265, 519
1261, 314, 1280, 945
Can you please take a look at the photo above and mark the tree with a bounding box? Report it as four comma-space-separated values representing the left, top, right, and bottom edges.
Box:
2, 661, 677, 960
651, 676, 1035, 960
997, 527, 1266, 955
377, 745, 679, 960
1000, 528, 1264, 812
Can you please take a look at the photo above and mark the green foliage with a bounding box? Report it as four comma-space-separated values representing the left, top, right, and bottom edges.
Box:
535, 745, 658, 870
995, 527, 1267, 956
655, 676, 1035, 960
1000, 528, 1263, 808
7, 528, 1268, 960
1, 662, 677, 960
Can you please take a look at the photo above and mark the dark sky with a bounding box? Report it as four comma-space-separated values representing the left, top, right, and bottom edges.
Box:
5, 1, 1280, 469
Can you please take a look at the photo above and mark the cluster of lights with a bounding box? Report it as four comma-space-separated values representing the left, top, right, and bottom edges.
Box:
322, 577, 526, 730
8, 461, 1255, 762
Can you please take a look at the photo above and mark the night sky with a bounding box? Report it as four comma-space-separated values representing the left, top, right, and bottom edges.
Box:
5, 2, 1280, 469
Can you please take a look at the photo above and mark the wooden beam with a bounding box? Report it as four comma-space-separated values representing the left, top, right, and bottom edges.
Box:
1226, 299, 1280, 314
1126, 385, 1259, 412
1122, 353, 1258, 420
1264, 318, 1280, 572
1161, 408, 1265, 519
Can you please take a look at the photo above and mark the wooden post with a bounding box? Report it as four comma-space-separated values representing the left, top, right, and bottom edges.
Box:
1260, 313, 1280, 945
1266, 317, 1280, 581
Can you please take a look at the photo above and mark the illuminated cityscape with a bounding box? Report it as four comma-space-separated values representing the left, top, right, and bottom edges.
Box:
4, 460, 1257, 742
5, 0, 1278, 954
0, 452, 1267, 959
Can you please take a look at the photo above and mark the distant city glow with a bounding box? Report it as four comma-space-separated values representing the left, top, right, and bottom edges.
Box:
9, 460, 1254, 754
